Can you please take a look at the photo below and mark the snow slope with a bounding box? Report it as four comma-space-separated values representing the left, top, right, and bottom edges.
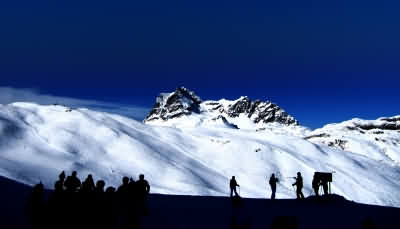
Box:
306, 117, 400, 164
0, 102, 399, 207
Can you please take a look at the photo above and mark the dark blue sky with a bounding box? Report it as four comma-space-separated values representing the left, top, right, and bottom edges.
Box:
1, 0, 399, 129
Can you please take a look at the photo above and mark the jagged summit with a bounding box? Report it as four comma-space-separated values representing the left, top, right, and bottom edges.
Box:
144, 87, 299, 128
207, 96, 298, 125
145, 87, 202, 122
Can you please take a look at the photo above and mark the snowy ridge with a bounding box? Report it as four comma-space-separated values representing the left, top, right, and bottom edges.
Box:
306, 117, 400, 164
0, 102, 400, 207
144, 87, 300, 132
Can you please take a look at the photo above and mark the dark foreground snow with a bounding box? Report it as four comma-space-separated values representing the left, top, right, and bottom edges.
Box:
1, 176, 399, 229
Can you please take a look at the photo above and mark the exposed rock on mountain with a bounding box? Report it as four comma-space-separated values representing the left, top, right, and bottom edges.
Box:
208, 115, 239, 129
144, 87, 298, 128
145, 87, 202, 122
209, 96, 298, 125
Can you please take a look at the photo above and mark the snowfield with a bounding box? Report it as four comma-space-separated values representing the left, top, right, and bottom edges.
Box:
0, 102, 399, 207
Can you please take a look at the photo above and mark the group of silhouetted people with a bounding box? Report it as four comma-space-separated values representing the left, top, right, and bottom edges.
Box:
26, 171, 150, 229
230, 171, 330, 201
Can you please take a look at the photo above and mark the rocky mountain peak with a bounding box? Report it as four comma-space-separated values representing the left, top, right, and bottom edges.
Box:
226, 97, 298, 125
144, 87, 299, 127
145, 87, 202, 122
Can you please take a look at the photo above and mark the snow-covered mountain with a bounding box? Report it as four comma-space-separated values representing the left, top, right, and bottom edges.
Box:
306, 117, 400, 164
0, 90, 399, 207
145, 87, 300, 131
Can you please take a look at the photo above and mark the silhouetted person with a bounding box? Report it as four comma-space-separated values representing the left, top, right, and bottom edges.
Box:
105, 187, 117, 229
54, 171, 66, 192
118, 176, 130, 202
136, 174, 150, 195
63, 171, 82, 229
49, 172, 68, 229
118, 176, 132, 228
230, 176, 240, 197
26, 182, 45, 229
269, 173, 279, 200
312, 174, 320, 196
64, 171, 81, 193
128, 177, 137, 211
80, 175, 95, 229
94, 180, 105, 193
136, 174, 150, 215
292, 172, 304, 199
93, 180, 106, 228
81, 174, 95, 193
129, 177, 136, 193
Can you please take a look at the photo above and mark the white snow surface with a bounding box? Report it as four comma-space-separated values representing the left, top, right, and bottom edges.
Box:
0, 102, 399, 207
307, 117, 400, 164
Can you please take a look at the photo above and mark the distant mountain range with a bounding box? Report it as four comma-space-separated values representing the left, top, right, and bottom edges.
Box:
145, 87, 298, 127
0, 87, 399, 207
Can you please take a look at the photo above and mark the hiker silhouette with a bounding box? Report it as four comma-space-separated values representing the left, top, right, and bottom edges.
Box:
128, 177, 137, 211
49, 172, 69, 229
92, 180, 107, 228
63, 171, 83, 228
54, 171, 65, 192
82, 174, 95, 193
95, 180, 105, 193
80, 174, 96, 229
230, 176, 240, 197
117, 176, 130, 208
104, 186, 117, 229
312, 173, 320, 196
136, 174, 150, 215
128, 177, 136, 194
269, 173, 279, 200
64, 171, 81, 193
25, 182, 45, 229
117, 176, 134, 228
292, 172, 304, 199
136, 174, 150, 195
